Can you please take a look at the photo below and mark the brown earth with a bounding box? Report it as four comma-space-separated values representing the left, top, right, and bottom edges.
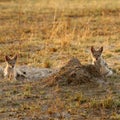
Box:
43, 58, 104, 87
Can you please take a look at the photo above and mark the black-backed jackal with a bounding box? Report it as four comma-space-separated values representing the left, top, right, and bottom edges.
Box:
91, 46, 113, 77
4, 55, 26, 80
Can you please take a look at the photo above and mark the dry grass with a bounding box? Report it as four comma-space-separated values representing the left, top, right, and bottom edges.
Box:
0, 0, 120, 119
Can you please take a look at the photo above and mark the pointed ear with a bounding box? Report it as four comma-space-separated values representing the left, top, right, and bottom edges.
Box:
91, 46, 95, 53
13, 55, 17, 61
5, 55, 10, 62
99, 46, 103, 53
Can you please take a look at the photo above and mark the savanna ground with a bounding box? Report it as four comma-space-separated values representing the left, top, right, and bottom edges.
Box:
0, 0, 120, 119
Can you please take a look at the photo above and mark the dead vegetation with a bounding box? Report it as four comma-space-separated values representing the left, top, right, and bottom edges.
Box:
0, 0, 120, 119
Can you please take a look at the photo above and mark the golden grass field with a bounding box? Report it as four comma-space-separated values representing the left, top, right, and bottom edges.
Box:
0, 0, 120, 119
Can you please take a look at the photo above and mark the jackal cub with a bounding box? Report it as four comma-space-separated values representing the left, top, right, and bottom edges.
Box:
91, 46, 113, 77
4, 55, 27, 80
4, 55, 17, 80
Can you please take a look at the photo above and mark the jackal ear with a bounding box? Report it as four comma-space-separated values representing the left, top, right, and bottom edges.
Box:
91, 46, 95, 53
5, 55, 10, 61
13, 55, 17, 61
99, 46, 103, 53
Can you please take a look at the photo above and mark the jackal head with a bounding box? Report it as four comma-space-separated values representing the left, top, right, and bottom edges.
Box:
91, 46, 103, 61
5, 55, 17, 68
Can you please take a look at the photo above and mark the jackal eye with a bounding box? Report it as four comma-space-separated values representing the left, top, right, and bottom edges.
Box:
8, 61, 12, 64
97, 54, 100, 57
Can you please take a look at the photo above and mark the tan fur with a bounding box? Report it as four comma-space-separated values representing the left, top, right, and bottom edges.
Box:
91, 46, 113, 77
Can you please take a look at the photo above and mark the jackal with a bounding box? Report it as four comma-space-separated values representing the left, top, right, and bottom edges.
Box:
4, 55, 26, 80
91, 46, 113, 77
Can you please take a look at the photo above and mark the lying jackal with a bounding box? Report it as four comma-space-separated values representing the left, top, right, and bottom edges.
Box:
4, 55, 26, 80
91, 46, 113, 77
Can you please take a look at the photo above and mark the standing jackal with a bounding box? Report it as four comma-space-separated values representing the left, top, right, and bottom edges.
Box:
91, 46, 113, 77
4, 55, 17, 80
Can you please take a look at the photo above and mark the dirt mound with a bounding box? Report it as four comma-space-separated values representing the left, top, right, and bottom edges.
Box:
16, 66, 57, 81
43, 58, 103, 86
